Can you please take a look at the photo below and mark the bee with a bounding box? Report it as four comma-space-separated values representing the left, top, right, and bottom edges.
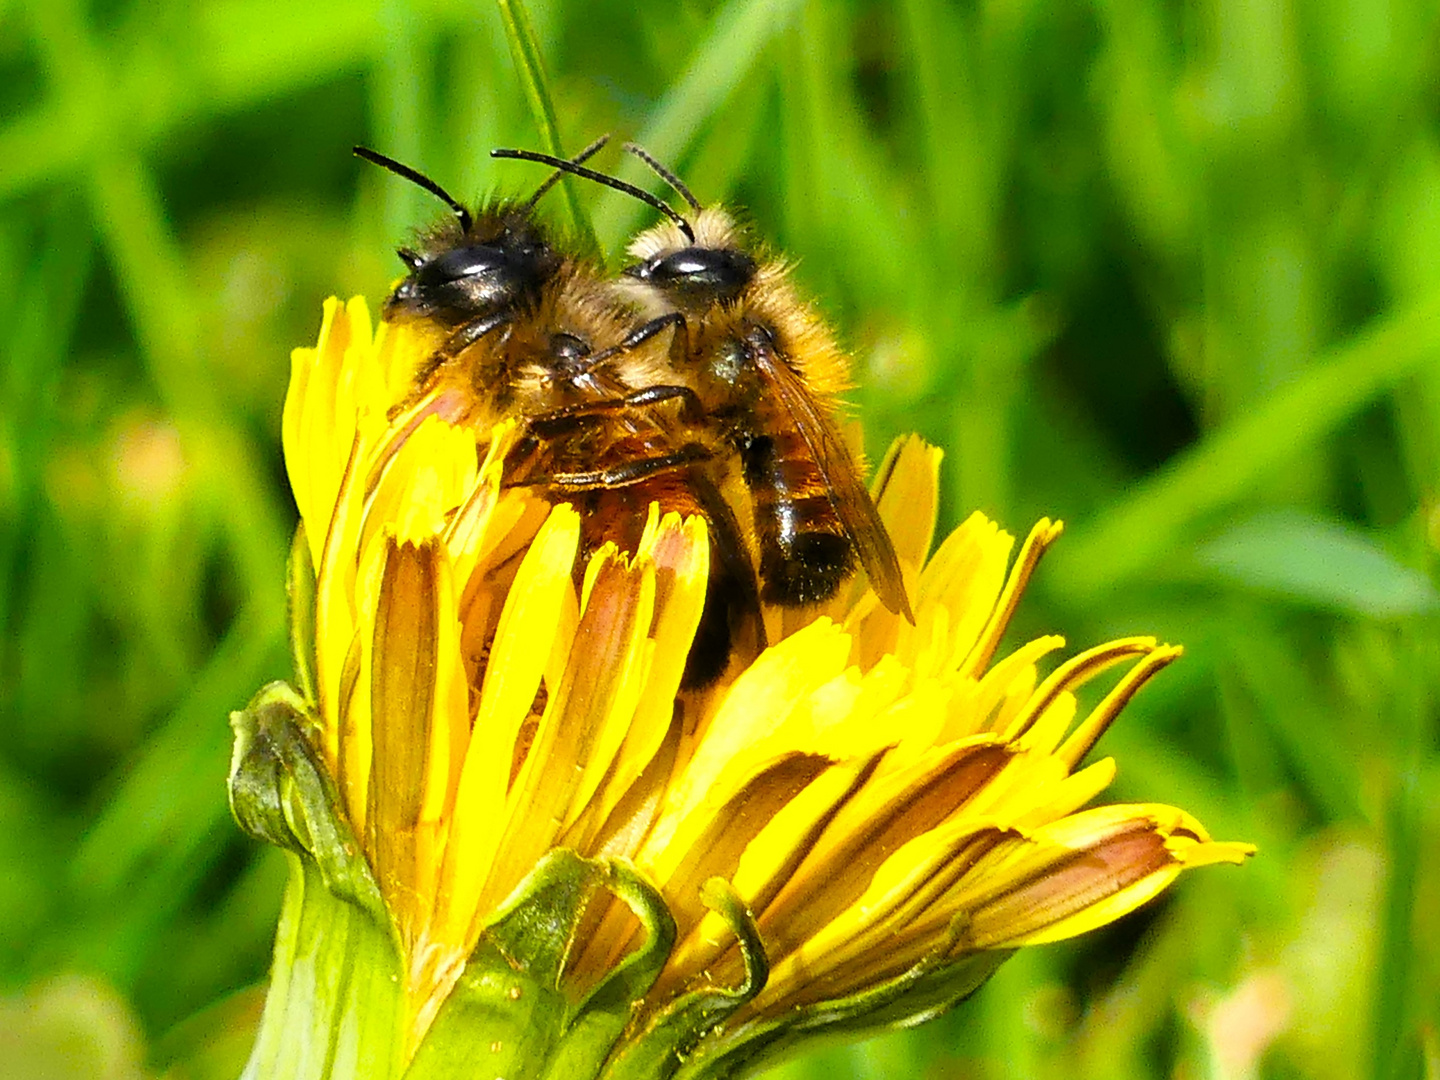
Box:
355, 142, 764, 685
355, 138, 623, 426
489, 146, 914, 624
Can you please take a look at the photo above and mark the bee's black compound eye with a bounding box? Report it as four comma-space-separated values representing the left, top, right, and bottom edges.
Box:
389, 237, 556, 323
631, 247, 756, 306
418, 245, 509, 286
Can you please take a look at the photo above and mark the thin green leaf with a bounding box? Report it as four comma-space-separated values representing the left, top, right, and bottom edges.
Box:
1196, 509, 1439, 618
1370, 634, 1428, 1080
1224, 631, 1363, 822
495, 0, 598, 253
591, 0, 807, 248
1048, 290, 1440, 601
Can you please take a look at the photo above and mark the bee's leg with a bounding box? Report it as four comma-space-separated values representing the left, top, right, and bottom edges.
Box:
408, 312, 513, 390
584, 312, 688, 369
621, 383, 706, 426
528, 443, 712, 491
439, 311, 511, 357
619, 311, 686, 350
505, 389, 702, 487
525, 384, 704, 438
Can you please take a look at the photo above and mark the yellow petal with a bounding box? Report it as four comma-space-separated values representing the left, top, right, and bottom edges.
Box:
439, 504, 582, 945
483, 550, 654, 909
641, 620, 854, 873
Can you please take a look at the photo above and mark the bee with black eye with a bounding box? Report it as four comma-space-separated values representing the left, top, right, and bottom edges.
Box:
489, 145, 915, 626
355, 141, 765, 686
355, 138, 628, 426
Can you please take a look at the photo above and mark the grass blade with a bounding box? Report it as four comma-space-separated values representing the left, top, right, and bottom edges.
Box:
1370, 633, 1428, 1080
591, 0, 807, 247
495, 0, 598, 253
1047, 290, 1440, 601
1196, 509, 1440, 618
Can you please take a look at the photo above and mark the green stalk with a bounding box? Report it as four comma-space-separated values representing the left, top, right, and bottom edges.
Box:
240, 855, 407, 1080
496, 0, 599, 255
1369, 631, 1427, 1080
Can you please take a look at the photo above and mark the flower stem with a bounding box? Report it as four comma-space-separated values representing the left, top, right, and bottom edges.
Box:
241, 854, 407, 1080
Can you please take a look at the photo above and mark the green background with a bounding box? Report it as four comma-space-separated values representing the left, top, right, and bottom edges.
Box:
2, 0, 1437, 1077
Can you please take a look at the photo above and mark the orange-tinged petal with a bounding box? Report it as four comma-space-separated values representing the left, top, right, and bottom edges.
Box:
1057, 644, 1183, 768
954, 804, 1245, 948
368, 536, 444, 936
756, 739, 1014, 961
649, 751, 834, 943
731, 758, 879, 914
670, 754, 882, 983
757, 820, 1004, 1007
999, 636, 1158, 743
583, 512, 710, 839
482, 552, 654, 909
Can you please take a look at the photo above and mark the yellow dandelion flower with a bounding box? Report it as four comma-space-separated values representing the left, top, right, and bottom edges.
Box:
230, 298, 1253, 1080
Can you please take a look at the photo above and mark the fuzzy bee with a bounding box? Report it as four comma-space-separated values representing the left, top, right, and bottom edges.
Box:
356, 142, 763, 685
492, 145, 914, 633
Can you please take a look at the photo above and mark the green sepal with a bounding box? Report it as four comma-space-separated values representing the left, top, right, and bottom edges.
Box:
230, 683, 406, 1080
407, 850, 678, 1080
601, 878, 767, 1080
543, 858, 677, 1080
677, 946, 1013, 1080
287, 524, 319, 709
241, 854, 407, 1080
228, 681, 385, 919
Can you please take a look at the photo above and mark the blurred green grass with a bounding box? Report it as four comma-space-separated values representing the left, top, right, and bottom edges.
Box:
1, 0, 1438, 1077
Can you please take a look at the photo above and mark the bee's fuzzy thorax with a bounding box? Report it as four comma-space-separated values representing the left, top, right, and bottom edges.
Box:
615, 207, 855, 402
744, 261, 854, 401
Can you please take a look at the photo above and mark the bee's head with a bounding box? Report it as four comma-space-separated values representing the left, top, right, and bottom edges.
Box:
489, 143, 762, 314
386, 211, 559, 325
355, 147, 570, 326
610, 145, 759, 309
623, 212, 757, 310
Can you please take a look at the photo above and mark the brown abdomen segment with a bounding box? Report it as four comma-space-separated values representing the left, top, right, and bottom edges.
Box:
742, 431, 855, 606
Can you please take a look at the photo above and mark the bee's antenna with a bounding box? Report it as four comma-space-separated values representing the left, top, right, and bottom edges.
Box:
623, 143, 702, 214
491, 147, 697, 244
524, 133, 613, 211
354, 146, 473, 233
